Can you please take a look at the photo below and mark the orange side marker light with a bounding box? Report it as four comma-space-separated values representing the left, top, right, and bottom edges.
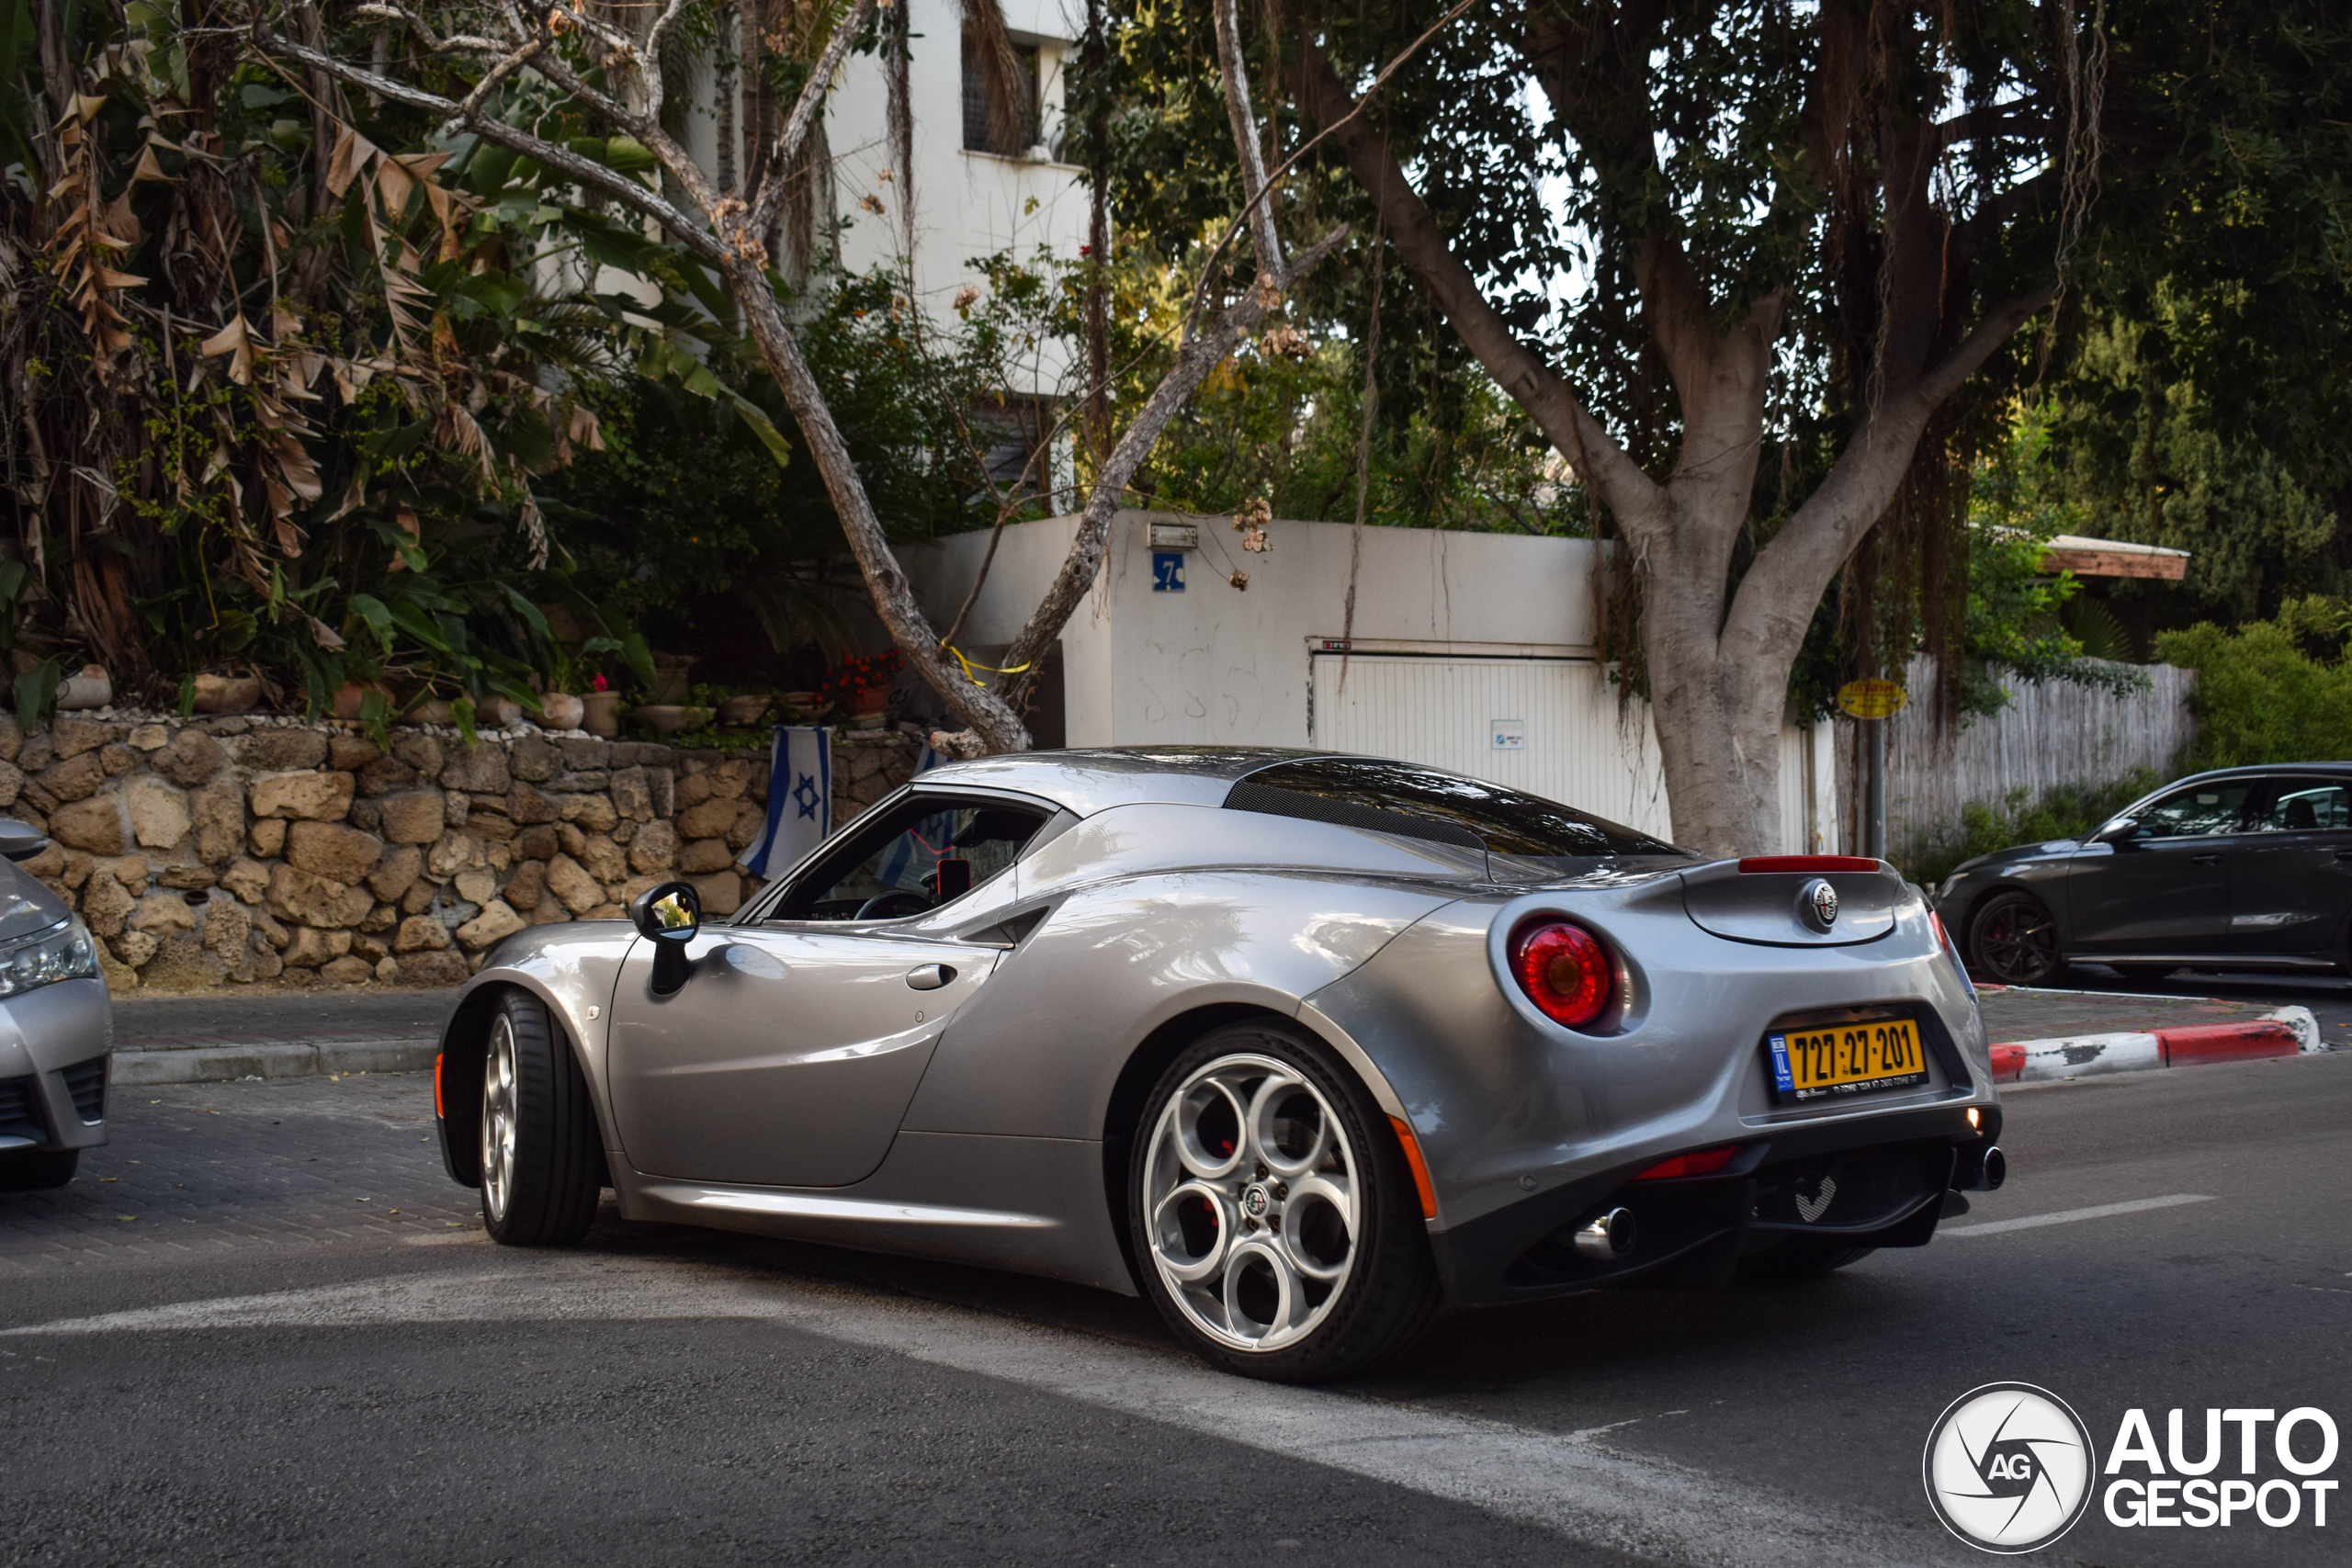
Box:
1389, 1115, 1438, 1220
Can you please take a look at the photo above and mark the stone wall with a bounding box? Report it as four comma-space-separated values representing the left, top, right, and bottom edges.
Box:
0, 712, 885, 992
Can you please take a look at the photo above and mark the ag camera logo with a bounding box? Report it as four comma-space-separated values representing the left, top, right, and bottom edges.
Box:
1923, 1382, 2098, 1553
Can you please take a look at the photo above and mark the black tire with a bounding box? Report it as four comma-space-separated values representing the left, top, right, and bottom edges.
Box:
1129, 1020, 1439, 1382
1967, 890, 2065, 987
478, 988, 602, 1247
0, 1149, 79, 1190
1736, 1236, 1874, 1286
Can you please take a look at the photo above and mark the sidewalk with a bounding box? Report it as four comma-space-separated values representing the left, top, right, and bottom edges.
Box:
1976, 984, 2322, 1085
107, 993, 449, 1086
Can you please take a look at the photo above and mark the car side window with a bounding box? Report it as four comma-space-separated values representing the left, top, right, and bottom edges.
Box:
772, 795, 1049, 921
2254, 781, 2352, 833
2129, 783, 2253, 840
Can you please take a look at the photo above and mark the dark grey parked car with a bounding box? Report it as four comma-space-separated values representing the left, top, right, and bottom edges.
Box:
1934, 763, 2352, 986
0, 818, 111, 1189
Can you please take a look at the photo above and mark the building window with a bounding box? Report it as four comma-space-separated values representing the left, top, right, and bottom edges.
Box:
962, 28, 1040, 155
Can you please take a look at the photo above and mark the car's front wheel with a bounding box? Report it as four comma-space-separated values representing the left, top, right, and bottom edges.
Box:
479, 988, 603, 1247
0, 1149, 78, 1190
1968, 890, 2065, 986
1131, 1021, 1438, 1382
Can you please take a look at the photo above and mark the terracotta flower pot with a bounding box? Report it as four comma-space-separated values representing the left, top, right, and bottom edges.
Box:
333, 682, 390, 721
582, 691, 623, 739
404, 698, 456, 727
848, 687, 889, 718
536, 692, 585, 730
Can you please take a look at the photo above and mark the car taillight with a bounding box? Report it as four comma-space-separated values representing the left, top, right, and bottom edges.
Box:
1507, 919, 1614, 1028
1633, 1145, 1741, 1180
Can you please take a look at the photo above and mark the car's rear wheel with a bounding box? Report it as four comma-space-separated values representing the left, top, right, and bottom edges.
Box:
1131, 1021, 1438, 1382
1968, 891, 2065, 986
1736, 1236, 1874, 1285
0, 1149, 78, 1190
480, 988, 602, 1247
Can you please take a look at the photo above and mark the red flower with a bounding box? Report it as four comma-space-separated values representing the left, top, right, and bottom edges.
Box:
592, 673, 609, 692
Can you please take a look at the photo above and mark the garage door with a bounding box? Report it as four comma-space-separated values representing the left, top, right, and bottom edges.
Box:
1307, 652, 1675, 840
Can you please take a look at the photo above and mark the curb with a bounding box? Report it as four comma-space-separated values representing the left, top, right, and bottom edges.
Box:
111, 1037, 439, 1086
1990, 1007, 2323, 1085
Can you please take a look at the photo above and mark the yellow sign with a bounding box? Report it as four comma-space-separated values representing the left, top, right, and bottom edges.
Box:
1837, 678, 1906, 719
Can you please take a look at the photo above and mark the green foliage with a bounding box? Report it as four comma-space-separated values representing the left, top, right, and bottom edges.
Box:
1905, 769, 2166, 890
2155, 615, 2352, 768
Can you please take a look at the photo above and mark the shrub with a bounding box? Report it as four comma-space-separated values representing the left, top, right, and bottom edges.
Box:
2154, 617, 2352, 768
1905, 768, 2165, 889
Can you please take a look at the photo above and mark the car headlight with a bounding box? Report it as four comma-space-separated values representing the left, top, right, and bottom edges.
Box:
0, 917, 101, 999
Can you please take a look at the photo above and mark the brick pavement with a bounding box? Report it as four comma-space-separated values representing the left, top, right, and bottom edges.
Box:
0, 1072, 481, 1275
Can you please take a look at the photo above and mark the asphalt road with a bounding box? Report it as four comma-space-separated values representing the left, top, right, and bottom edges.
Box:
3, 985, 2346, 1566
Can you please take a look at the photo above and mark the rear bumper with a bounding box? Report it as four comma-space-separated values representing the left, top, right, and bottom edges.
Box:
0, 978, 114, 1154
1427, 1100, 1999, 1306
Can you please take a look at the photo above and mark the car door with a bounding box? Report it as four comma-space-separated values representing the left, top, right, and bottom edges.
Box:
2229, 776, 2352, 959
605, 789, 1056, 1189
2064, 779, 2255, 958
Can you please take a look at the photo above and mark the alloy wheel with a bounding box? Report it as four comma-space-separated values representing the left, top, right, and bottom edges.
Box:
481, 1013, 519, 1224
1140, 1052, 1360, 1353
1973, 894, 2060, 985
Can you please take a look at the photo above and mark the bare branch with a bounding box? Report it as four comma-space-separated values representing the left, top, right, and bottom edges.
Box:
747, 0, 880, 242
350, 3, 503, 53
1213, 0, 1281, 274
995, 226, 1351, 694
251, 22, 731, 266
640, 0, 698, 124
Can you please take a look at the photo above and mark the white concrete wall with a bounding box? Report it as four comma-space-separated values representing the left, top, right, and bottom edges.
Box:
900, 511, 1842, 853
829, 0, 1090, 392
901, 512, 1609, 750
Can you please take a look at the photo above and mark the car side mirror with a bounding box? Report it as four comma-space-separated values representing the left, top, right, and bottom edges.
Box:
2094, 818, 2140, 846
0, 818, 50, 863
628, 880, 701, 995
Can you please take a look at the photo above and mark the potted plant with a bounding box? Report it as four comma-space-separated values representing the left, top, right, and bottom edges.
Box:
826, 650, 903, 728
581, 672, 623, 739
537, 634, 629, 732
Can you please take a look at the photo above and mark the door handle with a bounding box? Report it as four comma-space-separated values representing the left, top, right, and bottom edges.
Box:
905, 964, 956, 991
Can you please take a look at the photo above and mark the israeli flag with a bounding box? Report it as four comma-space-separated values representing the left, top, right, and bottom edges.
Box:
739, 726, 831, 878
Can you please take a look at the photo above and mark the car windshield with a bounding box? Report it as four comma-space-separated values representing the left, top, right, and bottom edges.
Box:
776, 797, 1050, 920
1234, 758, 1680, 860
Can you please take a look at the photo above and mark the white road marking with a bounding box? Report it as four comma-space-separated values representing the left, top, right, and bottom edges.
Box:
1940, 1193, 2214, 1237
2, 1257, 1974, 1567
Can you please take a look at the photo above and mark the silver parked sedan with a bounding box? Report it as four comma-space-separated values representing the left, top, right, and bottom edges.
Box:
0, 818, 112, 1190
434, 749, 2005, 1381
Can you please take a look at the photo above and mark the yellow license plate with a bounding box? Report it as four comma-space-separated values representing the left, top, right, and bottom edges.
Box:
1767, 1018, 1928, 1102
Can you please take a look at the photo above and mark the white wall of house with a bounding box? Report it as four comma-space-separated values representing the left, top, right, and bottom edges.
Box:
899, 512, 1842, 853
828, 0, 1091, 392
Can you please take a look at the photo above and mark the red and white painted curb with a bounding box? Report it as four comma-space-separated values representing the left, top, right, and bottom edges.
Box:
1988, 1006, 2323, 1085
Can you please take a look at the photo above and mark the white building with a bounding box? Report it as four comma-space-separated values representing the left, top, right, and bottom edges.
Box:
900, 512, 1842, 853
829, 0, 1090, 363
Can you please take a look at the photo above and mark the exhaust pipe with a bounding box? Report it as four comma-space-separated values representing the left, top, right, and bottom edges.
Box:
1953, 1143, 2007, 1191
1573, 1206, 1637, 1261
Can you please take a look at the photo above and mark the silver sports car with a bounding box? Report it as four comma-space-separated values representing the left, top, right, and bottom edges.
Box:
434, 748, 2005, 1381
